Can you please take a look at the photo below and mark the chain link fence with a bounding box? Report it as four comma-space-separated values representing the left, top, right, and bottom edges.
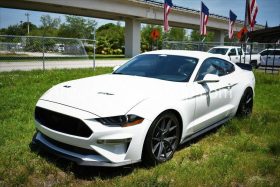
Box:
0, 35, 97, 71
163, 41, 280, 73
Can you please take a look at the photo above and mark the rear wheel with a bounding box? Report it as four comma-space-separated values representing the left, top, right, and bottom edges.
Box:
250, 60, 258, 69
236, 88, 253, 117
142, 112, 180, 166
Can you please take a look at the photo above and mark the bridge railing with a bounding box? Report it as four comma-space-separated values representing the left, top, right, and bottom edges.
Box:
136, 0, 263, 27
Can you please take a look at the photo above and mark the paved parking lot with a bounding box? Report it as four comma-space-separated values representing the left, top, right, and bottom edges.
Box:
0, 59, 127, 72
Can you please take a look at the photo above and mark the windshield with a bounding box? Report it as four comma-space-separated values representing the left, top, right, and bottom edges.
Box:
113, 54, 198, 82
208, 48, 229, 55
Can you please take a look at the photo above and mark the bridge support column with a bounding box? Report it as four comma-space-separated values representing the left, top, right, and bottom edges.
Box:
125, 18, 141, 58
213, 30, 225, 45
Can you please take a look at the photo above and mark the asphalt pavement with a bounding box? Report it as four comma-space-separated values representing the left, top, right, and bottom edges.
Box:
0, 59, 127, 72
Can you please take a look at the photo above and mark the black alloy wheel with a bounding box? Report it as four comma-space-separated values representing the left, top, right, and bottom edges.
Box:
237, 88, 253, 117
142, 112, 180, 166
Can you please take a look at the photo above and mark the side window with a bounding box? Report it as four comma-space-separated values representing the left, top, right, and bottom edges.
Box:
229, 48, 237, 56
275, 50, 280, 56
196, 58, 227, 81
220, 60, 235, 74
237, 48, 243, 55
260, 50, 268, 56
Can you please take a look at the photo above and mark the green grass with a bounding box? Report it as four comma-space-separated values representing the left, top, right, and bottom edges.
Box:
0, 70, 279, 186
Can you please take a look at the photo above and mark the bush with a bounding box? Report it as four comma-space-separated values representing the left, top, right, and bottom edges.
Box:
84, 45, 93, 53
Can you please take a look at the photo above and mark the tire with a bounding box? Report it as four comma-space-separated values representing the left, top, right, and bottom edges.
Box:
250, 61, 258, 69
236, 88, 253, 117
142, 111, 180, 166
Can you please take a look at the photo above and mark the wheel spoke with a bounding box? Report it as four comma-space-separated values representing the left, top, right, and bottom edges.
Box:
246, 97, 252, 104
165, 136, 178, 142
152, 137, 161, 142
163, 143, 167, 158
157, 142, 164, 158
168, 125, 176, 132
163, 139, 173, 152
152, 142, 160, 153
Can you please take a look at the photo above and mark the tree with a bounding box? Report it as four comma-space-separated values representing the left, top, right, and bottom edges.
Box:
40, 15, 61, 29
141, 24, 163, 52
0, 22, 37, 36
190, 30, 214, 42
167, 27, 186, 41
58, 15, 97, 39
96, 23, 124, 54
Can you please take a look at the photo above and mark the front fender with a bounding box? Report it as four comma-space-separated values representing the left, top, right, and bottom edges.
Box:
127, 97, 196, 142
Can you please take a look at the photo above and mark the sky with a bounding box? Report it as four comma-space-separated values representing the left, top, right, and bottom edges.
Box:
0, 0, 279, 29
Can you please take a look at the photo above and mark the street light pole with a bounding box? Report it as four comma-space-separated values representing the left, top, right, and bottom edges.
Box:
25, 13, 30, 35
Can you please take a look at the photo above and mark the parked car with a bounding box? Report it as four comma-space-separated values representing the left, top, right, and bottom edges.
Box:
32, 50, 255, 166
208, 46, 261, 68
54, 44, 65, 52
259, 49, 280, 67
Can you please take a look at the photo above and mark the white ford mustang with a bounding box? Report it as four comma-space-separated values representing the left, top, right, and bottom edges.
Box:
33, 50, 255, 166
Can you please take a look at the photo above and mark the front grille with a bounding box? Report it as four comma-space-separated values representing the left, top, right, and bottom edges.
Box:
35, 107, 92, 138
41, 133, 99, 155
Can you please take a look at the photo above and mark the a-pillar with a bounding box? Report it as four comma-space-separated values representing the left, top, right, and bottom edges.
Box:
213, 30, 225, 45
125, 18, 141, 58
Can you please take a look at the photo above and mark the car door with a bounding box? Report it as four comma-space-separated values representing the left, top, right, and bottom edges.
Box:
189, 58, 233, 133
237, 48, 246, 63
228, 48, 239, 63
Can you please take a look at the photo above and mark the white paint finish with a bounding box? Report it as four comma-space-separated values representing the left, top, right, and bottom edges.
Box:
34, 50, 256, 166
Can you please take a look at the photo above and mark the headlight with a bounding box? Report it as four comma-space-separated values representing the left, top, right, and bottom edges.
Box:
96, 114, 144, 127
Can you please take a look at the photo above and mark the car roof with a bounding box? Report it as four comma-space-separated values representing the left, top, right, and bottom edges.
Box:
142, 50, 228, 61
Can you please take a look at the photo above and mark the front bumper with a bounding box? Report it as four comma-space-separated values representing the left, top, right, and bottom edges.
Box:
33, 132, 140, 167
34, 100, 152, 167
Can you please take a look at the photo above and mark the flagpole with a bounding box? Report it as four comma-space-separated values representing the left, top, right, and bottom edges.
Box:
243, 0, 249, 63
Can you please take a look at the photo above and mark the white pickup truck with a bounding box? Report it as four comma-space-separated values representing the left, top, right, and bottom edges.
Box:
208, 46, 261, 68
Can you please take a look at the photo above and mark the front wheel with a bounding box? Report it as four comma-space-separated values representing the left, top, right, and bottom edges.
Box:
236, 88, 253, 117
142, 112, 180, 166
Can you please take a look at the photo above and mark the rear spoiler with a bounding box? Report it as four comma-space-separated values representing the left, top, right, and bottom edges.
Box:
235, 63, 252, 71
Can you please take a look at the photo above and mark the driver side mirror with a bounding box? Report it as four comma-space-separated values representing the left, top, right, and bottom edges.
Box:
197, 74, 220, 84
113, 65, 120, 72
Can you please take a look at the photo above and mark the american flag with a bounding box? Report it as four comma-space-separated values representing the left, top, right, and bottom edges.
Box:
164, 0, 173, 32
200, 2, 209, 36
229, 10, 237, 39
248, 0, 258, 30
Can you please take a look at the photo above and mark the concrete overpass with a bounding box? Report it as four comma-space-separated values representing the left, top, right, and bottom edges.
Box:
0, 0, 263, 57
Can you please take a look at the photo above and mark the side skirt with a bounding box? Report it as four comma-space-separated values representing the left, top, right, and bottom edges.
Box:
180, 117, 230, 145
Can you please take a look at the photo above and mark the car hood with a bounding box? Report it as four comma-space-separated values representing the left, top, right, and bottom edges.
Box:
40, 74, 187, 117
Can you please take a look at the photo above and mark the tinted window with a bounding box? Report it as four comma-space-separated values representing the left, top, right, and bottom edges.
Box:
237, 48, 243, 55
228, 48, 237, 56
196, 58, 235, 81
114, 54, 198, 82
208, 48, 228, 55
273, 50, 280, 56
